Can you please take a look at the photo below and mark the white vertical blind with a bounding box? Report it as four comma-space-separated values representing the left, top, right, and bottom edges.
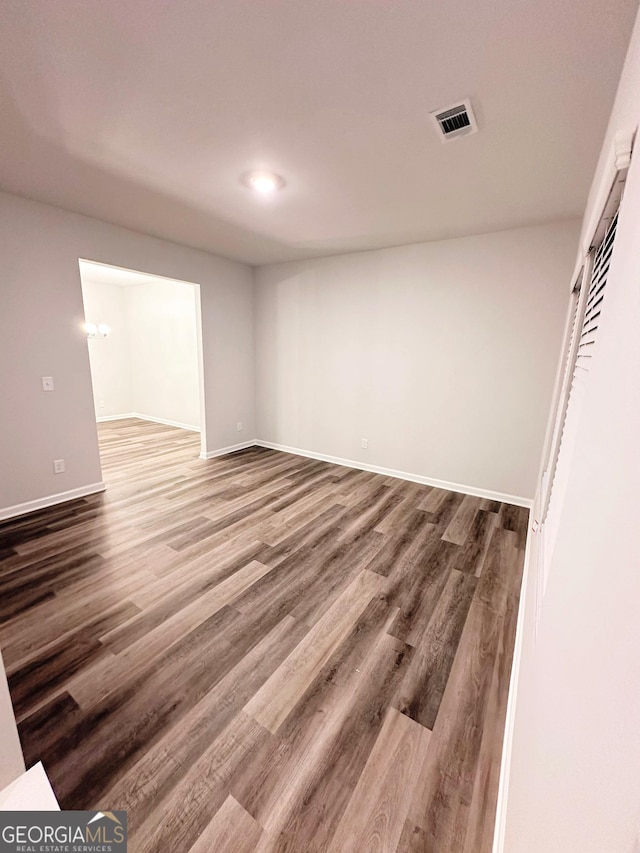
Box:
576, 213, 618, 372
537, 262, 588, 531
542, 209, 619, 568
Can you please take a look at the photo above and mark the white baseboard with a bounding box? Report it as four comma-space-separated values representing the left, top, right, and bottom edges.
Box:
0, 442, 530, 522
95, 421, 531, 505
96, 413, 136, 423
491, 524, 537, 852
254, 440, 532, 508
96, 413, 200, 433
199, 440, 256, 460
0, 482, 106, 522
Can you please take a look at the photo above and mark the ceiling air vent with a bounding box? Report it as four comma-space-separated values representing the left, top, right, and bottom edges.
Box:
430, 99, 478, 142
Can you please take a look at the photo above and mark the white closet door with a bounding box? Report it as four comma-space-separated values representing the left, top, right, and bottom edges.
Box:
543, 209, 619, 571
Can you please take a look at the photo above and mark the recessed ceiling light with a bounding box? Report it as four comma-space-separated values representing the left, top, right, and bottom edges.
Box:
242, 170, 285, 195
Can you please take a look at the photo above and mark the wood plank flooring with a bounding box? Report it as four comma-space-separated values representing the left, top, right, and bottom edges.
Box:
0, 418, 528, 852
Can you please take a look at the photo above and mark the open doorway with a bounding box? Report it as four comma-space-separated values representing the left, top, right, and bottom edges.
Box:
78, 260, 207, 471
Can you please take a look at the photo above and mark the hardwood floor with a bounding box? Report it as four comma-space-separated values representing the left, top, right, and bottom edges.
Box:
0, 419, 528, 852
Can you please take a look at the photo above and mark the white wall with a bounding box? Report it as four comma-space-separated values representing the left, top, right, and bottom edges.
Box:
0, 191, 254, 517
126, 280, 201, 430
81, 279, 132, 419
254, 221, 579, 502
81, 277, 201, 429
503, 8, 640, 852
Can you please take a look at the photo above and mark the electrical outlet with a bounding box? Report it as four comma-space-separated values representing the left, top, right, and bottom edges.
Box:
53, 459, 65, 474
237, 421, 243, 432
361, 438, 368, 449
99, 400, 105, 409
42, 376, 54, 391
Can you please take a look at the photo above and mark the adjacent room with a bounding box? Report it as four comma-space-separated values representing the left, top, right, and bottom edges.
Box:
79, 260, 206, 472
80, 262, 203, 433
1, 2, 640, 851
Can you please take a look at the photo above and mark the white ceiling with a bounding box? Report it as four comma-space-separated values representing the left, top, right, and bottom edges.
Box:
1, 0, 637, 265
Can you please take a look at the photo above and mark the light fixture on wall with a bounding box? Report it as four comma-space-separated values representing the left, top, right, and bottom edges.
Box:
85, 322, 111, 338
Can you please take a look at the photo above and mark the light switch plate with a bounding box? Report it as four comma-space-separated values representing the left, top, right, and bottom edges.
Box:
42, 377, 54, 391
